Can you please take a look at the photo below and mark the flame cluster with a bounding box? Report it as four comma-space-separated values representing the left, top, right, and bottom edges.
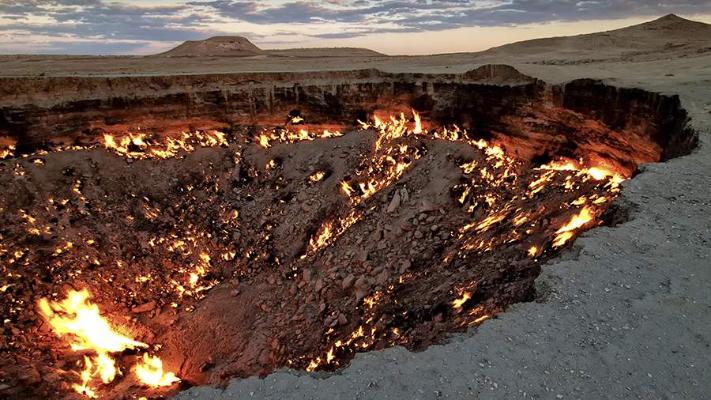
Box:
38, 289, 179, 398
340, 112, 422, 202
0, 143, 15, 159
300, 110, 628, 372
306, 211, 361, 256
102, 130, 228, 159
256, 127, 342, 149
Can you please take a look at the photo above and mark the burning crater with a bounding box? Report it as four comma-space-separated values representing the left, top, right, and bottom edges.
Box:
0, 66, 697, 399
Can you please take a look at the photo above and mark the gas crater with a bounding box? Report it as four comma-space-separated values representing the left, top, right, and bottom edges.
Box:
0, 65, 697, 399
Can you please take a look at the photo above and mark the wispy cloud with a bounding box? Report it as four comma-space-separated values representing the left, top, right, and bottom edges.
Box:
0, 0, 710, 54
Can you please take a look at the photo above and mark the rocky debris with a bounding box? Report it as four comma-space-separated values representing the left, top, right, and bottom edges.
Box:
341, 274, 355, 290
387, 190, 401, 213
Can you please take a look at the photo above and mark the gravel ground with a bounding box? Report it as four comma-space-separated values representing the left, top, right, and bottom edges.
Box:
176, 61, 711, 400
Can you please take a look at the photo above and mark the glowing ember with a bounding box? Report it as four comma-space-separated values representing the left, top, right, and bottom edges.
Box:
309, 222, 334, 253
340, 181, 355, 197
306, 212, 361, 255
255, 127, 343, 149
258, 134, 271, 148
0, 144, 15, 159
527, 245, 539, 257
309, 171, 326, 182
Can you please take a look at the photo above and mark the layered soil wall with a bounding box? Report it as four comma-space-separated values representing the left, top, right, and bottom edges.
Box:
0, 65, 697, 166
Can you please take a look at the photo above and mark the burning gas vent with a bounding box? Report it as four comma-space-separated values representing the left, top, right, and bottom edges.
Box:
0, 69, 697, 399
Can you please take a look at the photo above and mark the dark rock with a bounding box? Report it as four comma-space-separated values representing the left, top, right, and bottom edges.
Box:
341, 274, 355, 289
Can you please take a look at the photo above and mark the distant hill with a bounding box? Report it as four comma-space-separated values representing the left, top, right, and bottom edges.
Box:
154, 14, 710, 62
482, 14, 711, 62
158, 36, 384, 58
158, 36, 264, 57
266, 47, 385, 58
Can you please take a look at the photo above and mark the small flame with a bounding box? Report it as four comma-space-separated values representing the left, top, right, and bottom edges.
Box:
309, 171, 326, 182
72, 352, 118, 398
340, 181, 354, 197
586, 167, 625, 184
103, 130, 228, 159
309, 222, 333, 253
451, 292, 471, 311
135, 353, 180, 387
0, 144, 15, 159
258, 134, 272, 148
412, 110, 422, 134
527, 245, 538, 257
74, 357, 98, 398
553, 206, 594, 247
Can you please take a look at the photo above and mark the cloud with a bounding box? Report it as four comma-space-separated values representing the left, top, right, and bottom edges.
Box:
0, 0, 710, 53
193, 0, 711, 37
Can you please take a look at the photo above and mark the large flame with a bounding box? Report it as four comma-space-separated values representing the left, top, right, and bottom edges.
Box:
38, 289, 178, 397
38, 289, 146, 353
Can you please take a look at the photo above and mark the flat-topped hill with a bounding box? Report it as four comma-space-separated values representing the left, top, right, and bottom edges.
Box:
159, 36, 264, 57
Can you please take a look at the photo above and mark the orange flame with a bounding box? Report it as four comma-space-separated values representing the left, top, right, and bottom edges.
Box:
38, 289, 146, 353
38, 289, 178, 397
412, 110, 423, 134
135, 353, 180, 387
309, 171, 326, 182
527, 245, 539, 257
451, 292, 472, 311
553, 206, 594, 247
309, 222, 334, 253
38, 289, 147, 396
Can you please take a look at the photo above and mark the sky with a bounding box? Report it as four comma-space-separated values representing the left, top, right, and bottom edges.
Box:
0, 0, 710, 55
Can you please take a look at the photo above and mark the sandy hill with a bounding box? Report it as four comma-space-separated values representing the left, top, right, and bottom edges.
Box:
159, 36, 264, 57
483, 14, 711, 62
